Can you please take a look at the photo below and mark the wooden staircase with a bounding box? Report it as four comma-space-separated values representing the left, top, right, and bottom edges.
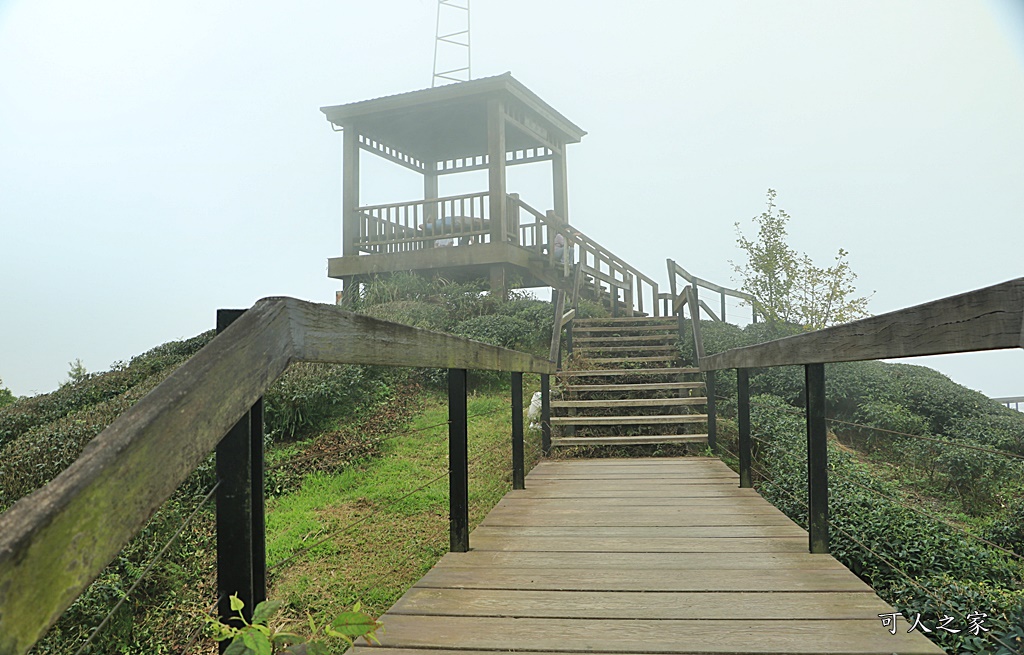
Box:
551, 316, 709, 448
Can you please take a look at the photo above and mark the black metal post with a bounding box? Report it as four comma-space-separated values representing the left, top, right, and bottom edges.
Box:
249, 397, 266, 604
805, 363, 829, 554
215, 309, 263, 641
511, 372, 525, 490
737, 368, 752, 488
448, 368, 469, 552
541, 373, 551, 456
705, 370, 717, 454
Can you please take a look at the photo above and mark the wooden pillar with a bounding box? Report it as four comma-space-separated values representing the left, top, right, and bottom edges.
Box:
486, 99, 507, 243
424, 166, 439, 232
490, 266, 507, 300
342, 126, 360, 257
552, 145, 568, 222
737, 368, 752, 489
805, 363, 829, 554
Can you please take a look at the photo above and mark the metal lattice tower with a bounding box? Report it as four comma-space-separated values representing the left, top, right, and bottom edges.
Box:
432, 0, 471, 87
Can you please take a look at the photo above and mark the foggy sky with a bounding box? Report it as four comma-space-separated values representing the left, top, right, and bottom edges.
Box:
1, 0, 1022, 398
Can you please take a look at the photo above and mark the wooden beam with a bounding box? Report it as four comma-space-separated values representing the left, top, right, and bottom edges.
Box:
701, 278, 1024, 371
0, 297, 554, 655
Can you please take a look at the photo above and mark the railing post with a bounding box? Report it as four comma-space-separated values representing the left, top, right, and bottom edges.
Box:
541, 373, 551, 456
215, 309, 266, 641
721, 292, 726, 322
448, 368, 469, 553
805, 363, 829, 554
737, 368, 752, 488
705, 370, 717, 454
511, 372, 525, 490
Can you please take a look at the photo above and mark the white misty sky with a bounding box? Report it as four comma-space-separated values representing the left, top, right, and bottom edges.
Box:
0, 0, 1022, 398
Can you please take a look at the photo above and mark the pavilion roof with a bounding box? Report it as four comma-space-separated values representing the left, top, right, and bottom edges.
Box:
320, 73, 586, 163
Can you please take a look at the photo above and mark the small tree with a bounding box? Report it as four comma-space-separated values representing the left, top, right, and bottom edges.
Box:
66, 358, 89, 385
733, 189, 871, 330
0, 377, 15, 408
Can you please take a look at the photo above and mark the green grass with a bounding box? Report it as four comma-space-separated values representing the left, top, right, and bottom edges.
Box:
261, 387, 540, 652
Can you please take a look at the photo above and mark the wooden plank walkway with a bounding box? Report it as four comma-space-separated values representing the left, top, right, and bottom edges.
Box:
352, 457, 943, 654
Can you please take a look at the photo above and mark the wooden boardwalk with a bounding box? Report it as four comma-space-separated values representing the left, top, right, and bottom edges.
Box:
353, 457, 943, 654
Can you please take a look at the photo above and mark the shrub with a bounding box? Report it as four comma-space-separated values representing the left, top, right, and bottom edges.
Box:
453, 315, 538, 350
264, 363, 392, 442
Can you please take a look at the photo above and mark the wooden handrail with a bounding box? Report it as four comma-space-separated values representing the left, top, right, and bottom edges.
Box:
515, 201, 660, 316
357, 191, 488, 213
700, 278, 1024, 371
669, 259, 755, 302
699, 277, 1024, 558
0, 297, 554, 655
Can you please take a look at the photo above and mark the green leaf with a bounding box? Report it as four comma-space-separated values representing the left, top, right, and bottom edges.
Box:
230, 594, 245, 612
222, 637, 251, 655
251, 599, 283, 624
241, 628, 272, 655
328, 610, 382, 642
272, 632, 303, 647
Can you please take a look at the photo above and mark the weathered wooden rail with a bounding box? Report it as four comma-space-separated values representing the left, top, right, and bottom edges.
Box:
699, 277, 1024, 553
0, 297, 555, 655
512, 196, 661, 317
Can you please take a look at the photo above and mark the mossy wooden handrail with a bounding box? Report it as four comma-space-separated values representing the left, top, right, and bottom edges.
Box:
696, 278, 1024, 556
700, 278, 1024, 371
0, 296, 555, 655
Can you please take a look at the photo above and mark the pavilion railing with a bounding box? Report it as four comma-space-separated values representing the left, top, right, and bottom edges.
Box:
356, 191, 491, 253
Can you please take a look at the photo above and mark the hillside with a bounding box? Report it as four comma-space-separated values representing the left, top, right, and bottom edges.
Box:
687, 319, 1024, 654
1, 283, 1022, 654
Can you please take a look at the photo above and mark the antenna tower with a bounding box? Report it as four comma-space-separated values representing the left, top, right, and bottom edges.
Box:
432, 0, 471, 86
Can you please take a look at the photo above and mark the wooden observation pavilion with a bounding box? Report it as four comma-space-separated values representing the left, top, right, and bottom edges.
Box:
322, 73, 587, 300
